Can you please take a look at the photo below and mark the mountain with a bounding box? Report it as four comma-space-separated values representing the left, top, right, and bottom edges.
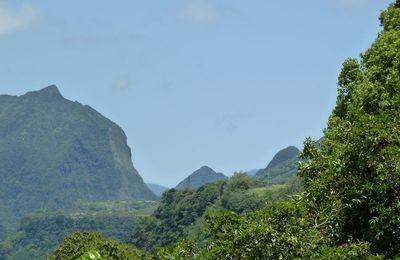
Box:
175, 166, 228, 190
0, 85, 156, 235
255, 146, 300, 184
146, 183, 169, 197
246, 169, 261, 176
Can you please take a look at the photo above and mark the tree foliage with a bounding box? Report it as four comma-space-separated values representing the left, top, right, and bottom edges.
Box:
156, 198, 379, 259
129, 172, 300, 252
153, 2, 400, 258
47, 232, 149, 260
298, 1, 400, 257
0, 200, 156, 260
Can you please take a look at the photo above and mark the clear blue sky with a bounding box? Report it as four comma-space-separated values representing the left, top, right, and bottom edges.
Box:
0, 0, 392, 187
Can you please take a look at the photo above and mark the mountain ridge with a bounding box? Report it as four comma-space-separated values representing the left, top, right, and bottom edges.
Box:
0, 86, 156, 235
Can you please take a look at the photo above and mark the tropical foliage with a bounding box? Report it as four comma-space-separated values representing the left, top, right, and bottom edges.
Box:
47, 232, 149, 260
298, 1, 400, 257
129, 172, 302, 252
0, 200, 157, 260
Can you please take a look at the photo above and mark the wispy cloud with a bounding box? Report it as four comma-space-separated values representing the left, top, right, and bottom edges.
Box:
113, 76, 131, 92
179, 3, 221, 24
0, 1, 43, 35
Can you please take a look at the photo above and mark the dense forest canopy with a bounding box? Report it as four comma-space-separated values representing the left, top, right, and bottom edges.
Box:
299, 0, 400, 255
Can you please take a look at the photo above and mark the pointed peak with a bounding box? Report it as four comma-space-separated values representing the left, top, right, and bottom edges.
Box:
25, 85, 63, 99
193, 166, 216, 174
199, 165, 212, 171
39, 85, 62, 96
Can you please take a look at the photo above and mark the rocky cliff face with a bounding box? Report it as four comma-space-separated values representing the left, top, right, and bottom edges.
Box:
0, 85, 156, 233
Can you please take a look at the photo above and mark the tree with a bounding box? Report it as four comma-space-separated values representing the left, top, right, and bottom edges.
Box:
47, 232, 149, 260
298, 1, 400, 257
155, 199, 379, 259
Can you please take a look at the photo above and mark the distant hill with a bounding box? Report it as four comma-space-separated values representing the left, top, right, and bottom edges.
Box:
175, 166, 228, 190
130, 173, 303, 251
146, 183, 169, 197
246, 169, 261, 176
0, 86, 156, 235
255, 146, 300, 184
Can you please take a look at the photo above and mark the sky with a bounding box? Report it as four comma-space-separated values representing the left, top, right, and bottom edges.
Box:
0, 0, 392, 187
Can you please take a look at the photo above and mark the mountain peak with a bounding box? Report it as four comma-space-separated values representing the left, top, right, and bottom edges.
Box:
175, 166, 227, 190
39, 85, 62, 96
266, 146, 300, 170
26, 85, 63, 98
0, 86, 157, 234
197, 166, 213, 171
255, 145, 300, 183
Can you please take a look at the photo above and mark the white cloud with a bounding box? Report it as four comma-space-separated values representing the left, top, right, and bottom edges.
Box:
0, 1, 42, 35
113, 77, 131, 92
179, 3, 220, 24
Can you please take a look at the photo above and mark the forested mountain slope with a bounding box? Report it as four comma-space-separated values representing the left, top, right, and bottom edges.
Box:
256, 146, 300, 184
0, 86, 156, 236
130, 173, 302, 252
175, 166, 228, 190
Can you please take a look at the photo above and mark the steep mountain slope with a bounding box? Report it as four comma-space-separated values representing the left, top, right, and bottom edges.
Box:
175, 166, 228, 190
0, 86, 156, 234
255, 146, 300, 184
146, 183, 169, 197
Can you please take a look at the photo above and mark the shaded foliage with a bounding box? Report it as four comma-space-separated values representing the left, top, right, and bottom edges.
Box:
47, 232, 149, 260
156, 199, 380, 259
129, 173, 300, 252
129, 181, 224, 251
0, 200, 157, 260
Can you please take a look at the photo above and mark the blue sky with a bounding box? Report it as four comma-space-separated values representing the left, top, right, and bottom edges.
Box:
0, 0, 392, 187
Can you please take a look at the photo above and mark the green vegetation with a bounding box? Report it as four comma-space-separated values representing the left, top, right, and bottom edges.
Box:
298, 1, 400, 256
0, 86, 156, 238
0, 200, 157, 260
151, 1, 400, 258
156, 200, 379, 259
128, 181, 225, 252
47, 232, 149, 260
129, 172, 301, 252
175, 166, 228, 190
256, 146, 300, 184
4, 1, 400, 259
